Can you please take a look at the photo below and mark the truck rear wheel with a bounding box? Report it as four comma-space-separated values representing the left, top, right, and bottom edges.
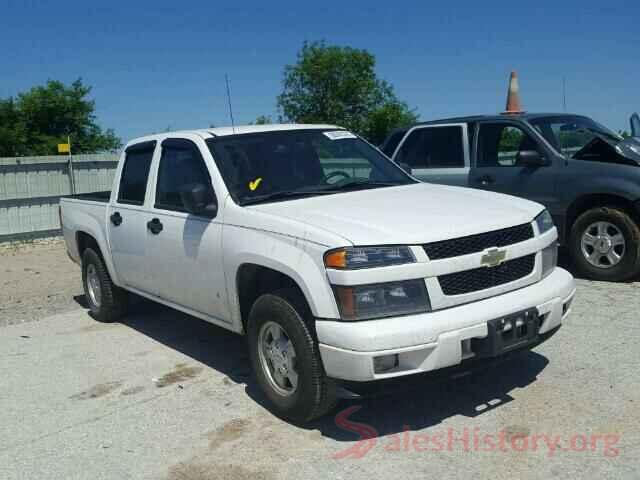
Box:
247, 288, 337, 422
569, 207, 640, 281
82, 248, 128, 322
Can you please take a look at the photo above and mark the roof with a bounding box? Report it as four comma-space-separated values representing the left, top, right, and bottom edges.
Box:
414, 112, 586, 127
126, 124, 343, 147
206, 123, 341, 137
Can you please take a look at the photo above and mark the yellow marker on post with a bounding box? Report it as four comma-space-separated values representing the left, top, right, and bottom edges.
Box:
249, 178, 262, 191
58, 143, 70, 153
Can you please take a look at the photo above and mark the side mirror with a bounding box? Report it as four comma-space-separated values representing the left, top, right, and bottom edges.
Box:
397, 162, 412, 175
180, 183, 217, 217
517, 150, 549, 167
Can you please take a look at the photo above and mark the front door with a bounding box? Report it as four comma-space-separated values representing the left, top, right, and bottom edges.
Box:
107, 140, 156, 293
145, 137, 230, 322
393, 123, 470, 187
470, 121, 559, 211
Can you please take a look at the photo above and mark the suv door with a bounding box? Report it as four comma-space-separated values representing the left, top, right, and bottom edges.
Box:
470, 121, 559, 210
392, 123, 470, 187
146, 137, 230, 322
108, 140, 156, 292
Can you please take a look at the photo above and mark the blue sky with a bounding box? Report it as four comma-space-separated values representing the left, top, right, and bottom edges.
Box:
2, 1, 638, 143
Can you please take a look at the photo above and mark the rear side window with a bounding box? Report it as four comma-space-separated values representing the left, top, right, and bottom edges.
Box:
155, 139, 214, 213
395, 126, 465, 168
117, 141, 155, 205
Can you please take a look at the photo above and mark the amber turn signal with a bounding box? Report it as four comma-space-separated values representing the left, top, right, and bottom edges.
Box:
324, 249, 347, 268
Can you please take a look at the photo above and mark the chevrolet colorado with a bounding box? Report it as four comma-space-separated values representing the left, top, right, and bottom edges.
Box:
60, 124, 575, 421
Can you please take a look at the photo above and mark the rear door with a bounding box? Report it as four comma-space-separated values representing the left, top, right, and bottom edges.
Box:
392, 123, 470, 187
145, 137, 229, 322
107, 140, 156, 292
470, 120, 559, 210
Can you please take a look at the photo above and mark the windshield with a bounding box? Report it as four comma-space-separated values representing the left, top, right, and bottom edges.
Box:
206, 129, 415, 205
529, 115, 622, 158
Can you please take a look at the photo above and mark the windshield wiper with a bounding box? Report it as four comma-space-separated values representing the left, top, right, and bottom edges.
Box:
317, 179, 406, 192
241, 190, 335, 206
241, 181, 406, 205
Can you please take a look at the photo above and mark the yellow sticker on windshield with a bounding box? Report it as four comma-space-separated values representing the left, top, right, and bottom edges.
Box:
249, 177, 263, 191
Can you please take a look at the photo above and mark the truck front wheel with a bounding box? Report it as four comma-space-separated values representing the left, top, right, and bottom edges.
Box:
569, 207, 640, 281
82, 248, 128, 322
247, 289, 337, 422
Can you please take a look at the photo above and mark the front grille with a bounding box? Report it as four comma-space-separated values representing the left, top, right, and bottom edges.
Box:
423, 223, 534, 260
439, 254, 535, 296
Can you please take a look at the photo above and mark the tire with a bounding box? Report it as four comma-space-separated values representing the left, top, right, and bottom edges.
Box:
82, 247, 128, 322
247, 288, 337, 422
569, 207, 640, 281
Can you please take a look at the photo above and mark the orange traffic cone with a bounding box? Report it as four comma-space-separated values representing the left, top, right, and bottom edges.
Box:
504, 71, 523, 114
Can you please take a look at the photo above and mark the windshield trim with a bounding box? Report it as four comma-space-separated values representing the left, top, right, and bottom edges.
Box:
204, 129, 417, 207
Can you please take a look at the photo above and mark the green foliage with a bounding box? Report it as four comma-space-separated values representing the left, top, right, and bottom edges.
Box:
277, 41, 418, 145
0, 79, 121, 156
618, 130, 631, 138
497, 127, 523, 152
252, 115, 273, 125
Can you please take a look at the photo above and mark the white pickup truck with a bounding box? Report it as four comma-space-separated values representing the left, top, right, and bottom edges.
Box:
60, 124, 576, 421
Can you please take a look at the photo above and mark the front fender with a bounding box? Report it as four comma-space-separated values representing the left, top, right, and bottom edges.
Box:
223, 225, 339, 328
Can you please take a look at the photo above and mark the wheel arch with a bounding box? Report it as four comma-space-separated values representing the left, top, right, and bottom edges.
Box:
566, 193, 640, 236
235, 263, 314, 334
75, 230, 121, 286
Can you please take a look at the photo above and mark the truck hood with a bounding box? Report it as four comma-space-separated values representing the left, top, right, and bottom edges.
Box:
591, 131, 640, 164
616, 137, 640, 164
249, 183, 543, 245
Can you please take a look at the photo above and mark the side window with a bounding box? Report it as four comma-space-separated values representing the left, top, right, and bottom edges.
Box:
395, 126, 465, 169
117, 141, 155, 205
155, 139, 215, 214
478, 124, 540, 167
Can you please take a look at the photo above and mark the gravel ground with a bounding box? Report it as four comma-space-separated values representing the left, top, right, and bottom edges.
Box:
0, 240, 83, 327
0, 242, 638, 479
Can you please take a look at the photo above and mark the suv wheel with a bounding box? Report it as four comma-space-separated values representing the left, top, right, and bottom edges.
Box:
82, 248, 128, 322
569, 207, 640, 281
247, 288, 337, 422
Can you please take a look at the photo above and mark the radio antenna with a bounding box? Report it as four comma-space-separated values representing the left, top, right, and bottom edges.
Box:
225, 74, 236, 133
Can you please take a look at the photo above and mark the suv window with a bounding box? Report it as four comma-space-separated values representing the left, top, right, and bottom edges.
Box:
117, 141, 155, 205
155, 139, 215, 214
395, 126, 465, 168
478, 123, 540, 167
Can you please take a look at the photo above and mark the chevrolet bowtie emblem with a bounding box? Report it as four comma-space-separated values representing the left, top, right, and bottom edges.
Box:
481, 247, 507, 268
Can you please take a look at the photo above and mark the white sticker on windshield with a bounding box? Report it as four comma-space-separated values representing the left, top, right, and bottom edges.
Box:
323, 130, 357, 140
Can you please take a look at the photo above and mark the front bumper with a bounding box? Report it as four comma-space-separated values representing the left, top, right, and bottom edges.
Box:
316, 267, 575, 382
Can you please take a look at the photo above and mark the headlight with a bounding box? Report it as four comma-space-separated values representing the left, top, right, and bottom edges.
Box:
541, 242, 558, 278
333, 279, 430, 321
324, 246, 415, 269
535, 209, 554, 235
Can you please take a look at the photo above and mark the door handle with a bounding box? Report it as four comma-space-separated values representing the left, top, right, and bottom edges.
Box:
147, 218, 163, 234
110, 212, 123, 226
476, 175, 495, 186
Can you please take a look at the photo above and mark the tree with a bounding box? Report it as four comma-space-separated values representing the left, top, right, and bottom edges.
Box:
252, 115, 273, 125
277, 41, 418, 145
0, 79, 121, 156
